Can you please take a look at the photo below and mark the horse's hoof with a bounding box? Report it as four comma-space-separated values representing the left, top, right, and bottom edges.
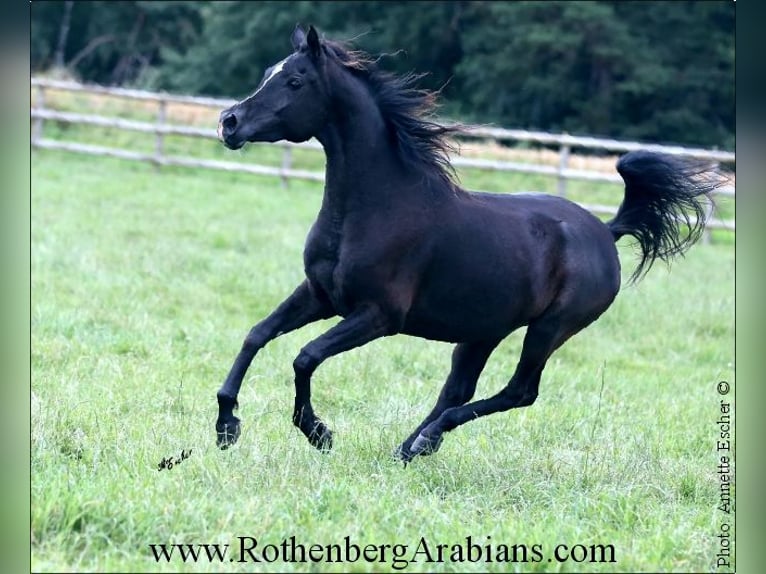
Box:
216, 417, 241, 449
394, 444, 415, 466
308, 425, 333, 452
409, 432, 443, 456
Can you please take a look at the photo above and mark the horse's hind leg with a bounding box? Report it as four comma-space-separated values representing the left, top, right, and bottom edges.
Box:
395, 340, 499, 461
409, 309, 599, 458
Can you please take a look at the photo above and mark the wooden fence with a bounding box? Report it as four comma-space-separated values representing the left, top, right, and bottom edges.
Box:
30, 77, 735, 233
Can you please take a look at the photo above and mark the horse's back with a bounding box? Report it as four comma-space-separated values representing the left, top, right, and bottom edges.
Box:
464, 190, 607, 233
465, 190, 618, 263
401, 190, 620, 342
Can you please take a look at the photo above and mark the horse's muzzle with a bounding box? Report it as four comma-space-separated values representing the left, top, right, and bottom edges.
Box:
218, 110, 246, 149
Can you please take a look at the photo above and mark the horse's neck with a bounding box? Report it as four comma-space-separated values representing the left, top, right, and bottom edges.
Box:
315, 75, 441, 224
319, 94, 391, 202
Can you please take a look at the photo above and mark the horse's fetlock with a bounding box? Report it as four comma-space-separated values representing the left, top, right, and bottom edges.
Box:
519, 391, 538, 407
292, 404, 314, 428
444, 386, 474, 406
217, 392, 238, 411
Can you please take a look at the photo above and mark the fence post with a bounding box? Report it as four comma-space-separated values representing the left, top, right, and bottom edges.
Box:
280, 146, 292, 188
700, 197, 714, 245
557, 136, 570, 197
155, 98, 167, 168
32, 84, 46, 145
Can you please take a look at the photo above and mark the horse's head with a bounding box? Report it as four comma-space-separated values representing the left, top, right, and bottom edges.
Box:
218, 25, 329, 149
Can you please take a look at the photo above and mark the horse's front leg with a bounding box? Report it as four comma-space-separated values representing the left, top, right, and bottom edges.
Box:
216, 280, 334, 449
291, 304, 396, 451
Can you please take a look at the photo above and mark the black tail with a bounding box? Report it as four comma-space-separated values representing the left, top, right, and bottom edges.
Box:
608, 150, 722, 282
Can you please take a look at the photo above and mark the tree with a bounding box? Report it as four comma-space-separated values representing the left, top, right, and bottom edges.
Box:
611, 1, 735, 148
30, 1, 734, 149
31, 1, 204, 85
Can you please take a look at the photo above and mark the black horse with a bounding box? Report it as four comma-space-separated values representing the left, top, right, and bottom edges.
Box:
215, 25, 719, 461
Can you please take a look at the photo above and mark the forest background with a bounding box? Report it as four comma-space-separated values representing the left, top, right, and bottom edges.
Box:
30, 1, 735, 150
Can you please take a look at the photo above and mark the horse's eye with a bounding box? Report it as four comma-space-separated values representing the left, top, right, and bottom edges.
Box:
287, 77, 303, 90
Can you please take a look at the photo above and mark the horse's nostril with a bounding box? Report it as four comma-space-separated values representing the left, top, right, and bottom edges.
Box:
222, 113, 238, 131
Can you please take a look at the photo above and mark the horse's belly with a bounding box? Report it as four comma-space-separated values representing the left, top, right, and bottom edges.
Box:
400, 318, 519, 343
401, 281, 536, 343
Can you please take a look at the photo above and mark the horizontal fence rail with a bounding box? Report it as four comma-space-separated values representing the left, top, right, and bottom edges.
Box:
30, 77, 735, 233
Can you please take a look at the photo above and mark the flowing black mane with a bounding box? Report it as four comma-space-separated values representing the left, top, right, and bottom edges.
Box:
322, 39, 461, 186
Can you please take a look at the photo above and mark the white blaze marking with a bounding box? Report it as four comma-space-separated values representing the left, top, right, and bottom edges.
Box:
251, 56, 290, 97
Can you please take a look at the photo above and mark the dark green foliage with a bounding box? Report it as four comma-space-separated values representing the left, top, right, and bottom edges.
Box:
31, 0, 734, 148
30, 1, 203, 86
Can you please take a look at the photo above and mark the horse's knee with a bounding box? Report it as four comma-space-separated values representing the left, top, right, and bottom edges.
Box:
293, 349, 320, 379
242, 326, 266, 353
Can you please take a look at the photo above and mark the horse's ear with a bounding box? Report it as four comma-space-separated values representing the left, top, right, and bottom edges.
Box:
307, 25, 322, 60
291, 24, 306, 51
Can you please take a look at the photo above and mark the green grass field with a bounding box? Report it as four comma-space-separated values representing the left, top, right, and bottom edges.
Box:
32, 149, 734, 572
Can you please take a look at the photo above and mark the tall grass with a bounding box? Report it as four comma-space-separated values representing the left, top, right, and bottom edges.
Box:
32, 150, 734, 572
